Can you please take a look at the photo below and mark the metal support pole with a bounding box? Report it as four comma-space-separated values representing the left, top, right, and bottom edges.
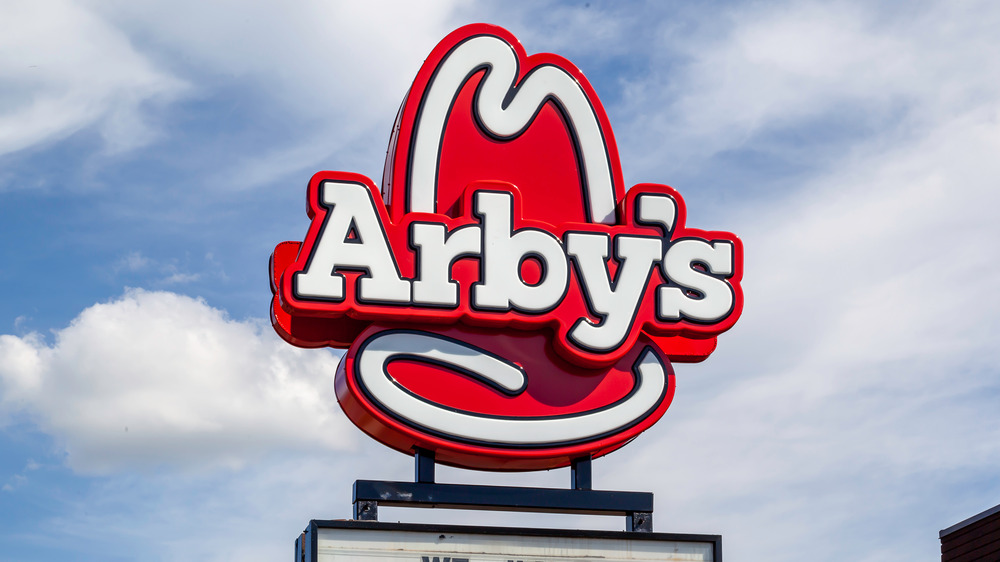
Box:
571, 456, 592, 490
414, 447, 435, 484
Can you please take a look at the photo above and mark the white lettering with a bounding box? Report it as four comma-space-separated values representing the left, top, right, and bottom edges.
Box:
409, 36, 616, 223
636, 193, 676, 234
658, 240, 734, 322
294, 181, 410, 303
473, 191, 568, 313
566, 233, 661, 352
291, 182, 739, 355
411, 223, 482, 306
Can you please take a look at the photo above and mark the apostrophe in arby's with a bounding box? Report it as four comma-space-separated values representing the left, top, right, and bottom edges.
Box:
269, 24, 743, 471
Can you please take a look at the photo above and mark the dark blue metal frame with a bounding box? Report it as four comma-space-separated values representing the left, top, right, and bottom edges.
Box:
296, 519, 722, 562
352, 452, 654, 532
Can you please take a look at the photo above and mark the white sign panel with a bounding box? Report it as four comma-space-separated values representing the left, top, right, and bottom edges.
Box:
298, 522, 717, 562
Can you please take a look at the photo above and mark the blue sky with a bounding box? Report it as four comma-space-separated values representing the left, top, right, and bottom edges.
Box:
2, 0, 999, 560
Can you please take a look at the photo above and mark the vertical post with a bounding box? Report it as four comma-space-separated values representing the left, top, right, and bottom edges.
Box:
414, 447, 436, 483
571, 456, 592, 490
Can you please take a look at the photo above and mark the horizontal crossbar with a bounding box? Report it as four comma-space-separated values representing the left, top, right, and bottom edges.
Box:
353, 480, 653, 517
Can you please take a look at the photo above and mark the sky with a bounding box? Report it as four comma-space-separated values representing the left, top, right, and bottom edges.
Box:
1, 0, 999, 560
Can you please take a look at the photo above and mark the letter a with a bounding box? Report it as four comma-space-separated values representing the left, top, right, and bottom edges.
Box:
294, 180, 410, 303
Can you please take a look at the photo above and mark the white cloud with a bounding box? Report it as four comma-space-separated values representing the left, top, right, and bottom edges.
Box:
462, 1, 635, 59
11, 442, 400, 561
13, 315, 31, 331
615, 0, 1000, 178
89, 0, 474, 187
111, 252, 225, 286
160, 272, 201, 285
113, 251, 152, 273
1, 459, 40, 492
2, 474, 27, 492
0, 0, 472, 183
94, 0, 466, 114
0, 0, 186, 157
594, 2, 1000, 559
0, 289, 353, 474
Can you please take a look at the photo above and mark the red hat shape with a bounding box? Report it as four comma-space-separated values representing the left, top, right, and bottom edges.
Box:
270, 24, 743, 470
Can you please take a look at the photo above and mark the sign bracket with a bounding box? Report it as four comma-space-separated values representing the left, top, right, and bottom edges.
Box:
352, 450, 654, 532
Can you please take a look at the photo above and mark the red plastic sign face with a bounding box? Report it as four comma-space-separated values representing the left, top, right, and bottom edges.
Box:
269, 24, 743, 470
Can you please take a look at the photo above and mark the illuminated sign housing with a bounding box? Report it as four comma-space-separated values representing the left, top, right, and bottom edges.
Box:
296, 520, 720, 562
270, 24, 743, 470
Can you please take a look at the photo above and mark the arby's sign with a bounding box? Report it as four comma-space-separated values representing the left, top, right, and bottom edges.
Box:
269, 24, 743, 470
